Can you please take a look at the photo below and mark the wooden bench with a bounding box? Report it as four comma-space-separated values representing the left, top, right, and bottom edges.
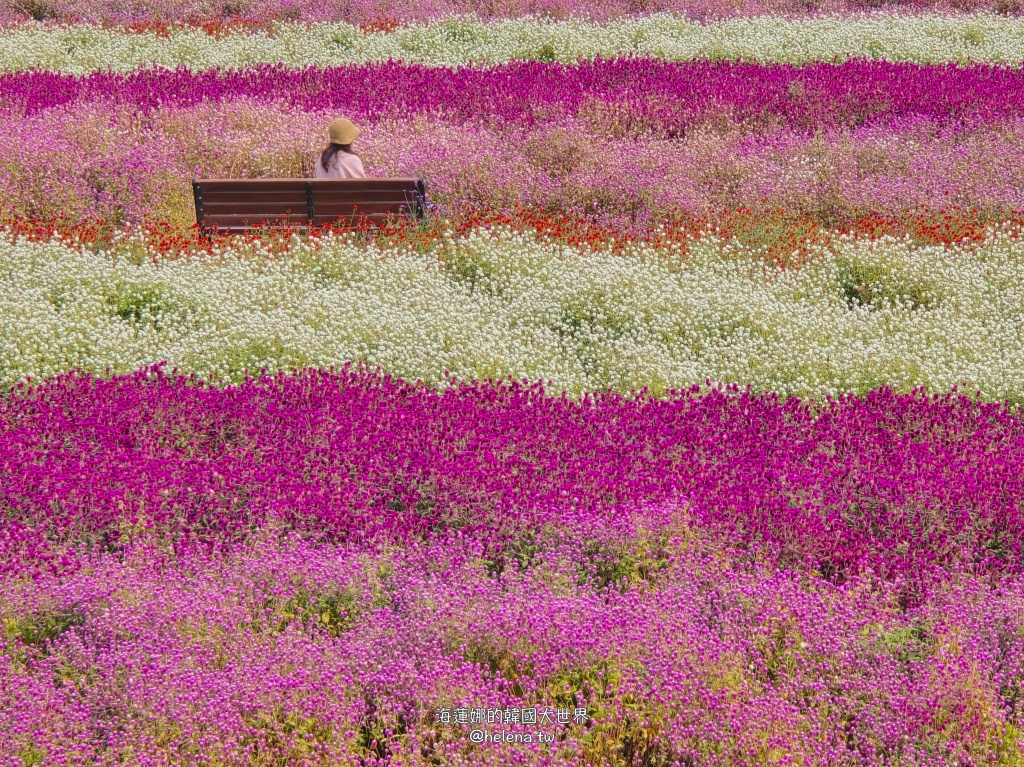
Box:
191, 177, 427, 236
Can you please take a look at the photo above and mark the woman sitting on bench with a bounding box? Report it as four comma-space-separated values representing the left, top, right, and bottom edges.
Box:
315, 118, 367, 179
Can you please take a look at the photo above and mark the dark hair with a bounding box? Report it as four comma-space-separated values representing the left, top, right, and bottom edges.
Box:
320, 142, 356, 171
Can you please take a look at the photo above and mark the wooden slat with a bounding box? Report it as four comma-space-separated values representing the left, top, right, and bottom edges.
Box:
203, 214, 309, 222
308, 177, 419, 185
309, 190, 421, 204
313, 203, 415, 215
199, 191, 309, 205
196, 179, 308, 193
198, 178, 418, 189
202, 202, 309, 215
313, 203, 413, 216
197, 182, 308, 191
309, 180, 419, 193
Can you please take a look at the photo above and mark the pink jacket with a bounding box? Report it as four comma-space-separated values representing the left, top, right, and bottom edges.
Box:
314, 151, 367, 179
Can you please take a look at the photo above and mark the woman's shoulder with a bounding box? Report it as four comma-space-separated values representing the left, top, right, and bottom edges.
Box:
339, 153, 367, 177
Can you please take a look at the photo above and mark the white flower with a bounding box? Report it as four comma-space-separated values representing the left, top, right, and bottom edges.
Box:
3, 224, 1024, 400
2, 13, 1024, 73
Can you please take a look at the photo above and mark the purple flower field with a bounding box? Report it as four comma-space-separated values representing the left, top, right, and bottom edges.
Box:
7, 60, 1023, 126
0, 0, 1019, 25
5, 367, 1024, 581
4, 368, 1024, 764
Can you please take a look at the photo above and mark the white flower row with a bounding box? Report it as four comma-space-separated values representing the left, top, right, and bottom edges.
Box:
2, 13, 1024, 73
4, 225, 1024, 400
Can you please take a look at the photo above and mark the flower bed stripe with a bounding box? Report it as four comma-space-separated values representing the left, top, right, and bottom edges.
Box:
2, 14, 1024, 73
5, 65, 1024, 228
1, 0, 1022, 25
4, 523, 1022, 764
5, 59, 1023, 126
5, 225, 1024, 399
5, 365, 1024, 579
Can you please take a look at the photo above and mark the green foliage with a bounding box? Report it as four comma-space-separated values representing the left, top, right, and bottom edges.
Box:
963, 26, 986, 45
107, 284, 168, 327
995, 723, 1024, 766
578, 714, 676, 767
260, 571, 393, 638
17, 744, 47, 767
835, 249, 940, 311
865, 40, 886, 60
328, 29, 357, 50
440, 244, 499, 296
754, 619, 806, 684
222, 337, 310, 379
275, 586, 373, 637
482, 529, 540, 577
880, 621, 933, 664
440, 18, 482, 44
535, 42, 557, 62
240, 707, 335, 766
558, 293, 629, 339
104, 281, 205, 338
577, 536, 672, 591
460, 636, 535, 696
3, 607, 85, 657
480, 525, 675, 589
548, 659, 678, 767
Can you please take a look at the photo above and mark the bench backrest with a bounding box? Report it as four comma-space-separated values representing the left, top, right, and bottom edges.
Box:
192, 178, 426, 235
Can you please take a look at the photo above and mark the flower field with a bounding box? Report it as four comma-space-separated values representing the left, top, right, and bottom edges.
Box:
5, 15, 1024, 72
10, 225, 1024, 399
4, 3, 1024, 766
6, 59, 1024, 229
7, 370, 1024, 764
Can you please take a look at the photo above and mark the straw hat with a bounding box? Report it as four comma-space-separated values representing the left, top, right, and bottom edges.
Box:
328, 118, 360, 145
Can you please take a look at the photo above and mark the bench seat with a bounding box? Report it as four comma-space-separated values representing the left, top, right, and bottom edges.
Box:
192, 177, 427, 235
